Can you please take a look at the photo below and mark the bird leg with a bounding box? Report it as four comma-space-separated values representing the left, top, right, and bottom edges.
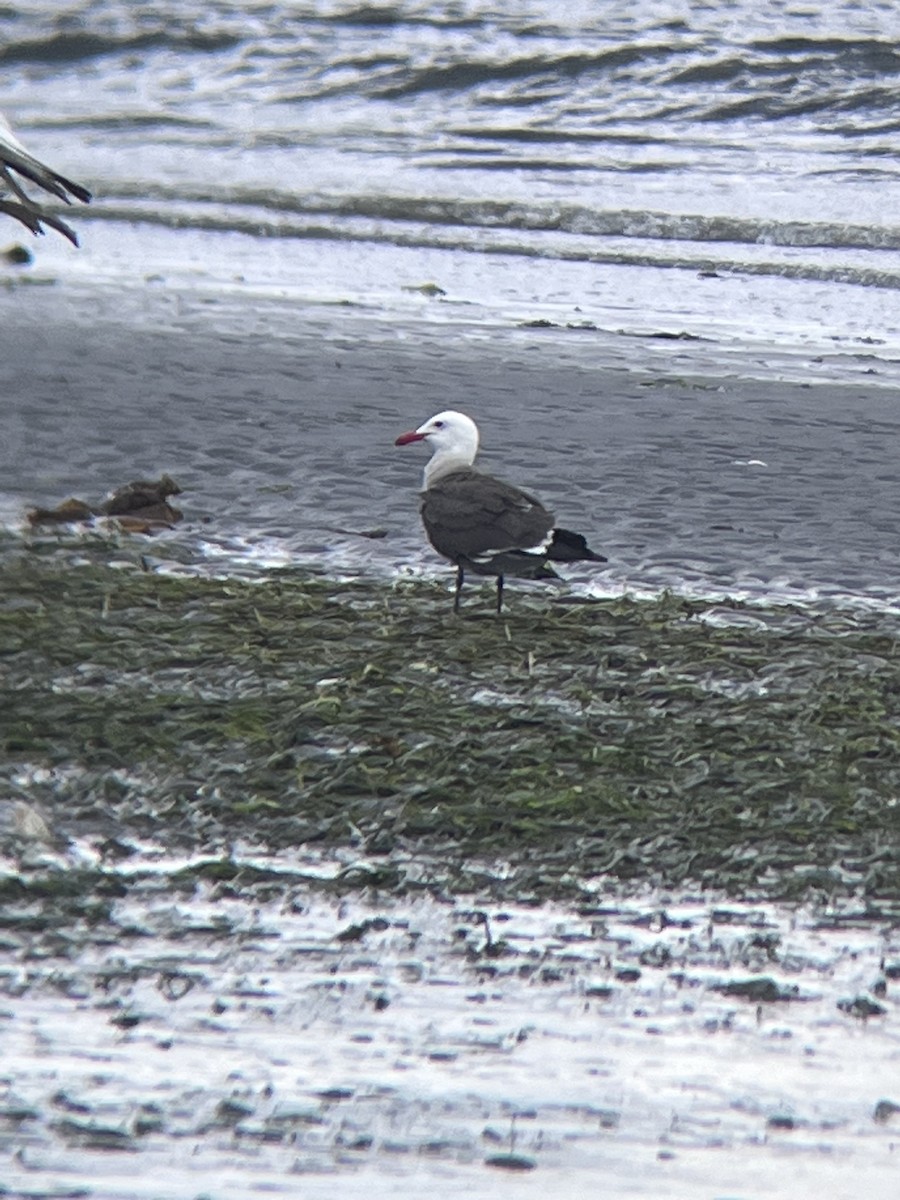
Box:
454, 564, 465, 612
496, 574, 505, 614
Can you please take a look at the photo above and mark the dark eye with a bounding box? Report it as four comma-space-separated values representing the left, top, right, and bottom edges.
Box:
433, 420, 445, 429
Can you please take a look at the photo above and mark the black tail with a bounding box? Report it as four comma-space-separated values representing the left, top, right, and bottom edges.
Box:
547, 528, 607, 564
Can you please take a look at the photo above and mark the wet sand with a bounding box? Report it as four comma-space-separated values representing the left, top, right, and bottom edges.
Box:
0, 540, 897, 1198
2, 269, 900, 606
0, 855, 897, 1200
1, 265, 899, 1199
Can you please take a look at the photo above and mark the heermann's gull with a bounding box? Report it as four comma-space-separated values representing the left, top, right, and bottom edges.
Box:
395, 410, 606, 612
0, 116, 91, 245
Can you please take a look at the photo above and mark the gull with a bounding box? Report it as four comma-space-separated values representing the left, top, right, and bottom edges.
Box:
396, 409, 606, 612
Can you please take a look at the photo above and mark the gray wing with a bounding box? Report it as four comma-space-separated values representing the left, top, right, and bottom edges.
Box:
420, 468, 554, 562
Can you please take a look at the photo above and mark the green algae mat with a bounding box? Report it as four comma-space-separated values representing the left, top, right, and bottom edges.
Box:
2, 542, 898, 904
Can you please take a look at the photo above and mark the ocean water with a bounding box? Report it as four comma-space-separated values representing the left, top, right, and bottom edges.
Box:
2, 0, 900, 604
4, 0, 900, 301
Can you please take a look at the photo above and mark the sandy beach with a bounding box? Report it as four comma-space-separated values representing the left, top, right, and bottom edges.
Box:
2, 3, 899, 1192
1, 267, 898, 1193
3, 264, 900, 610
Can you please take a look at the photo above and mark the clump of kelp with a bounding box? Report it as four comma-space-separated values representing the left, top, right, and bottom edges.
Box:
26, 473, 183, 534
2, 538, 898, 905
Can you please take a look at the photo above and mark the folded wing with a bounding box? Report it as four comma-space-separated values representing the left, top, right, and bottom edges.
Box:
421, 467, 555, 563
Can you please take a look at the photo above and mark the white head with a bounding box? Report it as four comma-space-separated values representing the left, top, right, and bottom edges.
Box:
395, 410, 480, 487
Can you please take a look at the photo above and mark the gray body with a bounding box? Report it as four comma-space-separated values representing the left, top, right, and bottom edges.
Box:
420, 467, 554, 567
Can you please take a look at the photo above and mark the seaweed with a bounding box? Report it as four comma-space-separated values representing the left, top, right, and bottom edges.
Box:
2, 540, 899, 903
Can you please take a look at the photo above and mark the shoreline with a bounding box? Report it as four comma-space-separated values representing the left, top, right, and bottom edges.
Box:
3, 209, 899, 1200
3, 267, 900, 611
2, 542, 897, 1200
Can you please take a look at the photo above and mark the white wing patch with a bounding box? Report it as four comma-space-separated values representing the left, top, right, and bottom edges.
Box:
470, 529, 554, 561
